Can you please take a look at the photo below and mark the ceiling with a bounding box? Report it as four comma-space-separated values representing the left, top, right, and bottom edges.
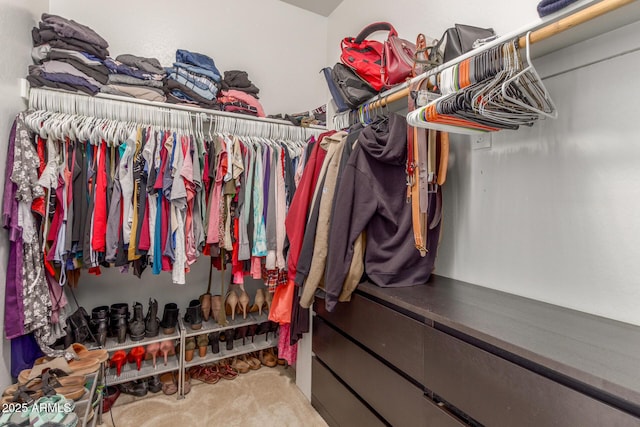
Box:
279, 0, 343, 17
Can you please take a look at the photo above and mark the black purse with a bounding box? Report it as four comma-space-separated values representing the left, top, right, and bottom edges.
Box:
429, 24, 496, 65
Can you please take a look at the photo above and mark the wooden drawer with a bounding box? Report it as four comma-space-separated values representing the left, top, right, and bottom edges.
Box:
311, 357, 387, 427
424, 326, 640, 427
314, 294, 425, 383
314, 317, 463, 427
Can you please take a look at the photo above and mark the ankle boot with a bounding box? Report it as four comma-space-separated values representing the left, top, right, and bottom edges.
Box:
147, 375, 162, 393
160, 303, 179, 334
184, 300, 203, 330
199, 293, 211, 322
129, 302, 146, 341
208, 332, 220, 354
145, 298, 160, 338
90, 306, 109, 347
109, 303, 129, 339
225, 328, 235, 351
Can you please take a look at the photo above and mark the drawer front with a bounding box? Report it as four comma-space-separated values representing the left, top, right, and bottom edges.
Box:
315, 294, 424, 383
424, 326, 640, 427
314, 317, 463, 427
312, 357, 387, 427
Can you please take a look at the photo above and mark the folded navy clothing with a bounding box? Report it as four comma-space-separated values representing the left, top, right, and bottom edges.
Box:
27, 73, 93, 95
104, 58, 164, 81
537, 0, 579, 16
175, 49, 221, 78
164, 79, 218, 108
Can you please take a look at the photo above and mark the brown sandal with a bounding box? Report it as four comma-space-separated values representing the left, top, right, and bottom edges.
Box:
216, 362, 238, 380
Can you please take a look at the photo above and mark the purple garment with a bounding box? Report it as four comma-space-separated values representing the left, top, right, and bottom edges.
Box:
104, 58, 164, 81
40, 71, 100, 94
11, 334, 43, 378
262, 146, 270, 222
3, 120, 25, 339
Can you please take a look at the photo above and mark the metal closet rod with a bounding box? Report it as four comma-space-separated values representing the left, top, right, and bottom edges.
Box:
28, 86, 327, 130
362, 0, 635, 111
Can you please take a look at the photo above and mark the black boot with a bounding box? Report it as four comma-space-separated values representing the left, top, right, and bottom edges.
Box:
129, 302, 146, 342
160, 303, 179, 334
225, 328, 235, 351
184, 300, 203, 330
208, 332, 220, 354
147, 375, 162, 393
90, 306, 109, 347
109, 303, 129, 342
145, 298, 160, 338
67, 308, 92, 344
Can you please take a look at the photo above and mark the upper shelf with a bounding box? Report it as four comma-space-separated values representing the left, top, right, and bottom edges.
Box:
342, 0, 640, 117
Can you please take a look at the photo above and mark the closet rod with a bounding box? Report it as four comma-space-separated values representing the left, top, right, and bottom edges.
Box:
362, 0, 634, 112
27, 85, 327, 130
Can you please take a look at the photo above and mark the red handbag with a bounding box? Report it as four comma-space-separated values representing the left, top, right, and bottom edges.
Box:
340, 22, 415, 91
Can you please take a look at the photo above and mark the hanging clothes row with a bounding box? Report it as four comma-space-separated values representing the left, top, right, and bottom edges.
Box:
3, 103, 319, 359
21, 109, 312, 285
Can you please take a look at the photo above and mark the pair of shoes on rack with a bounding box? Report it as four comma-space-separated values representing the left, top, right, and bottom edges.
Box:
259, 348, 279, 368
145, 340, 176, 368
119, 379, 148, 397
109, 345, 146, 376
199, 293, 224, 323
189, 365, 220, 385
225, 287, 251, 320
159, 371, 189, 395
183, 337, 197, 362
196, 334, 209, 357
249, 288, 272, 316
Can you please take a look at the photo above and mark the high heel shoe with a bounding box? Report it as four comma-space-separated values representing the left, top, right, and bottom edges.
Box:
199, 293, 211, 322
251, 288, 267, 316
225, 290, 239, 320
109, 350, 127, 376
127, 346, 146, 371
265, 290, 273, 313
255, 321, 270, 342
247, 324, 258, 343
146, 342, 160, 368
211, 295, 222, 323
235, 326, 249, 346
159, 340, 175, 366
238, 289, 250, 319
267, 321, 279, 341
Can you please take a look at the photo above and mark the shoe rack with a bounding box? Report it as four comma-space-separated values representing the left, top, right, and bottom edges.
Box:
177, 312, 278, 398
103, 328, 182, 389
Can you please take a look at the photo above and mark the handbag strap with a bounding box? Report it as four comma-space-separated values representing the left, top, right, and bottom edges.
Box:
354, 22, 397, 43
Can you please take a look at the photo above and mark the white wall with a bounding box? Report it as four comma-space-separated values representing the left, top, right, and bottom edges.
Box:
328, 0, 640, 325
49, 0, 328, 115
0, 0, 49, 386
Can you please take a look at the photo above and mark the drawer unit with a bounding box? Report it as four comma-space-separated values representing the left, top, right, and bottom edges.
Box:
424, 326, 640, 427
315, 294, 425, 383
314, 317, 464, 427
311, 357, 387, 427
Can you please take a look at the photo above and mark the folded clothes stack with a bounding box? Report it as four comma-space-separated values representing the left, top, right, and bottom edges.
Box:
28, 14, 110, 95
164, 49, 222, 109
219, 70, 264, 116
218, 89, 265, 117
101, 54, 167, 102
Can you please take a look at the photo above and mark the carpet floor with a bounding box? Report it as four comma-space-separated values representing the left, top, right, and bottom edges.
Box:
101, 366, 328, 427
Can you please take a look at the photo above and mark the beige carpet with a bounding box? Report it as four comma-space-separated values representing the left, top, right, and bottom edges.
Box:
102, 366, 328, 427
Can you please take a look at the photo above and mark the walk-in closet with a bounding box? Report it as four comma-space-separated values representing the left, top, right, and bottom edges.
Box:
1, 0, 639, 426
